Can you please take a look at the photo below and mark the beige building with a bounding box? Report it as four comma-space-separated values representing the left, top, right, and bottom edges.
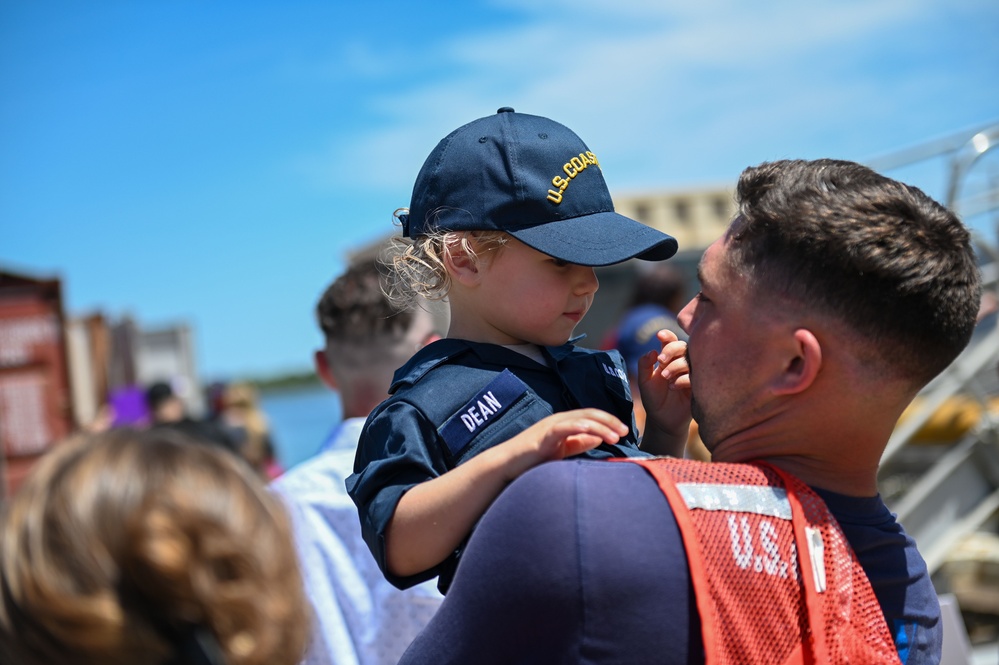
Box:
613, 184, 736, 252
566, 184, 737, 347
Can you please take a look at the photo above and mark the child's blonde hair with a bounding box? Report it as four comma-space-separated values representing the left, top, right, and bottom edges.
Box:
382, 211, 509, 307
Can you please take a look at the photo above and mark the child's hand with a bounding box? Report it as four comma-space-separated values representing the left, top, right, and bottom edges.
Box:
502, 409, 628, 480
637, 329, 692, 452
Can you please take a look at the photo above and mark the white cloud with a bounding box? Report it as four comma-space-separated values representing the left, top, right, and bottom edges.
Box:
298, 0, 996, 197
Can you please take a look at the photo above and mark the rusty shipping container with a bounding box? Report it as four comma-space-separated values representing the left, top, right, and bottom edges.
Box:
0, 269, 75, 498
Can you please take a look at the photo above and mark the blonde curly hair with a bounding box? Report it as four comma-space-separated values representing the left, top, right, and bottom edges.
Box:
0, 428, 310, 665
382, 210, 509, 308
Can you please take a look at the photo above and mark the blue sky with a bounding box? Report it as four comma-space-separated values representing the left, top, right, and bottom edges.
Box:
2, 0, 997, 380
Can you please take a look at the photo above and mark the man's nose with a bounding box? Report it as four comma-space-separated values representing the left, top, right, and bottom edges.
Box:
677, 298, 696, 333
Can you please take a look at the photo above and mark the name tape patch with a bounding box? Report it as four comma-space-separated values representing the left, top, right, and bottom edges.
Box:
676, 483, 791, 520
439, 369, 529, 458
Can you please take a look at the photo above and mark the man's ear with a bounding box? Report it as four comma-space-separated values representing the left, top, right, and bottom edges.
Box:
772, 328, 822, 396
443, 239, 482, 286
314, 349, 338, 391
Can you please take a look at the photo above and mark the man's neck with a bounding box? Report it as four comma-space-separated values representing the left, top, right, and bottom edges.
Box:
709, 421, 890, 497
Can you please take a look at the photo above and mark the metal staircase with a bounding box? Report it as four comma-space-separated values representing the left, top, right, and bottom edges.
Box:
871, 124, 999, 608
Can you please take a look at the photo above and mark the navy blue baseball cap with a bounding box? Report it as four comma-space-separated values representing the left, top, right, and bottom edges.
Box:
397, 108, 678, 267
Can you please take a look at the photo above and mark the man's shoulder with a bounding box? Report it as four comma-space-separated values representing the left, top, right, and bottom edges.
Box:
503, 459, 664, 516
432, 457, 690, 661
463, 459, 677, 566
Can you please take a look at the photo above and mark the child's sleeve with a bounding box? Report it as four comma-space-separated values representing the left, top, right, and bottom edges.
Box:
346, 400, 450, 589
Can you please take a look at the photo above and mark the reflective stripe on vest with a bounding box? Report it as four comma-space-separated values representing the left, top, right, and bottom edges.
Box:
621, 457, 902, 665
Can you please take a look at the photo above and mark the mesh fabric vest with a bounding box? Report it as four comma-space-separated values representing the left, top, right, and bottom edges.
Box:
623, 458, 901, 665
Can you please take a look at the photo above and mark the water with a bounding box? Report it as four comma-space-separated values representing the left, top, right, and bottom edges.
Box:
258, 384, 342, 472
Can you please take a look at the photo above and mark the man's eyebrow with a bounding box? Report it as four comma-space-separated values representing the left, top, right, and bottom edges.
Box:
695, 263, 705, 287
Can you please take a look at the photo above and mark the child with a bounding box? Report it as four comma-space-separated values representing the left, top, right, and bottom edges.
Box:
347, 108, 691, 593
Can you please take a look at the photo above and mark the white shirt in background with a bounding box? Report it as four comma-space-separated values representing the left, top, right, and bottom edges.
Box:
271, 418, 443, 665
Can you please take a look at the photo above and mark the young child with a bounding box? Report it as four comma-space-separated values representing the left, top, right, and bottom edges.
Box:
347, 108, 691, 593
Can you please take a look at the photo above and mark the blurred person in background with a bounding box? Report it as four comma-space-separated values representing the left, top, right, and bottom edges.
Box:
270, 258, 444, 665
600, 262, 688, 351
221, 381, 284, 480
0, 427, 310, 665
146, 379, 239, 453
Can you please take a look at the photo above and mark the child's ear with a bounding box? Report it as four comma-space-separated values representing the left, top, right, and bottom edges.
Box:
444, 239, 482, 286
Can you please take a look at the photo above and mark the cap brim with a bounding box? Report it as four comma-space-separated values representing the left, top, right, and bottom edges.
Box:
507, 212, 678, 267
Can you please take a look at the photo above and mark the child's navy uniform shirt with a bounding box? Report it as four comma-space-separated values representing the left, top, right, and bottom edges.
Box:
346, 337, 651, 593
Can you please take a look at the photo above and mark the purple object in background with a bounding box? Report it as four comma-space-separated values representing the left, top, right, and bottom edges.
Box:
109, 386, 149, 427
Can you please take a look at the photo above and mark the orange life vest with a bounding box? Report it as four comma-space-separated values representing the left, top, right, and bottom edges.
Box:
623, 457, 902, 665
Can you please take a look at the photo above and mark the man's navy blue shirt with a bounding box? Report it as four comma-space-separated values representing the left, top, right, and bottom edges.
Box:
346, 338, 650, 592
399, 460, 943, 664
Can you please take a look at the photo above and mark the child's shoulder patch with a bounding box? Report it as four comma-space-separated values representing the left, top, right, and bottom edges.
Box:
438, 369, 531, 458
